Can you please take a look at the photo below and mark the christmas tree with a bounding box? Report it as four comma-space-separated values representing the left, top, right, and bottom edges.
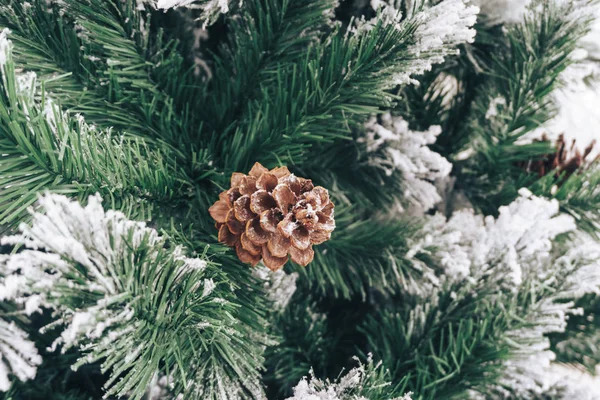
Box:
1, 0, 600, 398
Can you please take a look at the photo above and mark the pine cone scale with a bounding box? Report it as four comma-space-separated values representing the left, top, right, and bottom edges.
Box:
257, 172, 278, 191
246, 219, 269, 245
250, 190, 276, 214
208, 200, 229, 223
225, 210, 243, 234
277, 214, 298, 238
268, 234, 291, 258
262, 246, 288, 271
290, 227, 311, 250
289, 245, 314, 267
236, 243, 261, 265
234, 196, 253, 221
241, 233, 262, 256
260, 209, 282, 233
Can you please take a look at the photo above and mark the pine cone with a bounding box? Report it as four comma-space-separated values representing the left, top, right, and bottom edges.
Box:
518, 134, 599, 180
209, 163, 335, 271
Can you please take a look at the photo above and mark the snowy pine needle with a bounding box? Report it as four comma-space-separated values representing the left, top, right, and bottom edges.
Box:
252, 265, 299, 312
0, 193, 261, 399
363, 113, 452, 214
286, 356, 412, 400
0, 318, 41, 392
156, 0, 235, 26
0, 29, 186, 228
393, 0, 479, 85
413, 188, 576, 286
472, 0, 531, 25
410, 188, 600, 396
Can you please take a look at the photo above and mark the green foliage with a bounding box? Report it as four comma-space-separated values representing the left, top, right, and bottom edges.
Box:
531, 163, 600, 236
210, 8, 419, 172
1, 192, 271, 400
448, 1, 594, 214
265, 290, 410, 399
0, 0, 597, 398
293, 205, 418, 299
0, 54, 188, 229
0, 0, 212, 180
550, 293, 600, 373
360, 287, 507, 399
264, 294, 332, 398
3, 339, 105, 400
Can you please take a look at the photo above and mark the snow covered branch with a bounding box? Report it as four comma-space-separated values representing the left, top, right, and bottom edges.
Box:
0, 319, 41, 392
363, 113, 452, 215
0, 193, 266, 399
286, 356, 412, 400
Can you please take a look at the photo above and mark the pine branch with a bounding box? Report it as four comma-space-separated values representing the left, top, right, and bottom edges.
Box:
0, 0, 212, 179
197, 0, 337, 141
0, 44, 189, 228
66, 0, 204, 148
397, 21, 506, 154
205, 0, 477, 174
451, 0, 595, 214
264, 294, 333, 398
531, 163, 600, 237
292, 204, 421, 300
0, 312, 41, 392
156, 0, 237, 27
265, 290, 411, 399
357, 190, 593, 398
0, 1, 162, 142
285, 354, 410, 400
550, 293, 600, 374
0, 193, 271, 400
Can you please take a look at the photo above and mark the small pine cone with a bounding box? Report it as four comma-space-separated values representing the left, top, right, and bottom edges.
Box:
209, 162, 335, 271
518, 134, 599, 181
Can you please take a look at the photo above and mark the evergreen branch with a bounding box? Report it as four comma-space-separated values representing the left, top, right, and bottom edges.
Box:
156, 0, 237, 27
0, 1, 162, 141
550, 293, 600, 374
0, 42, 189, 228
360, 191, 595, 398
214, 0, 478, 173
0, 0, 211, 173
0, 314, 41, 392
285, 354, 411, 400
264, 294, 334, 398
360, 294, 508, 399
0, 193, 270, 400
359, 263, 578, 398
198, 0, 336, 139
451, 0, 595, 214
397, 22, 506, 155
531, 163, 600, 237
265, 291, 412, 399
66, 0, 201, 148
293, 205, 420, 300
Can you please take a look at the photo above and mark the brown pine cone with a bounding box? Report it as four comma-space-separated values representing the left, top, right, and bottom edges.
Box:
209, 162, 335, 271
518, 134, 599, 181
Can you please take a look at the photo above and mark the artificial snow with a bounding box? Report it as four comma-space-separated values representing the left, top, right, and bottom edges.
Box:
393, 0, 479, 85
363, 113, 452, 215
415, 188, 600, 397
286, 356, 412, 400
252, 265, 299, 312
0, 319, 42, 391
155, 0, 233, 27
156, 0, 197, 9
472, 0, 531, 25
0, 193, 214, 353
0, 28, 11, 67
